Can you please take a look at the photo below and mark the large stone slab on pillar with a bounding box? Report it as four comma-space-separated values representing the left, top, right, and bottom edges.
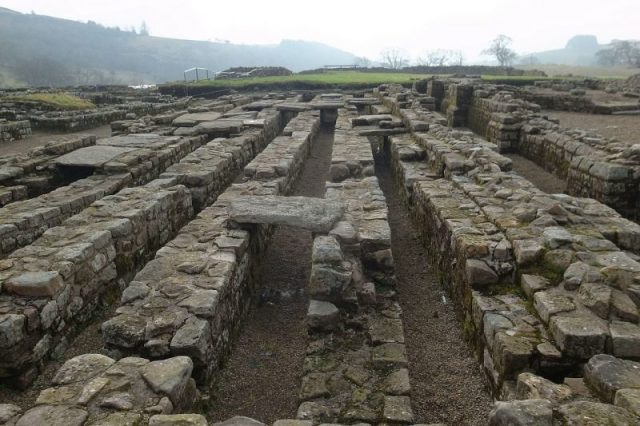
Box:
228, 196, 345, 232
55, 145, 136, 168
172, 112, 222, 127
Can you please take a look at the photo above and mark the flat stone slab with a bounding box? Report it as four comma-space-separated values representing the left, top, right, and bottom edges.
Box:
352, 115, 395, 126
55, 145, 136, 168
309, 102, 344, 110
228, 196, 345, 232
172, 112, 222, 127
276, 103, 312, 112
194, 120, 243, 135
357, 127, 408, 137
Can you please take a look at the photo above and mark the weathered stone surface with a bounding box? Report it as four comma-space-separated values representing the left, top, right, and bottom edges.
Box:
533, 291, 575, 323
383, 395, 414, 423
0, 404, 21, 424
15, 406, 88, 426
465, 259, 499, 287
229, 196, 344, 232
555, 400, 637, 425
0, 314, 24, 349
520, 274, 549, 298
52, 353, 115, 385
549, 315, 608, 359
172, 112, 222, 127
578, 282, 611, 319
610, 321, 640, 358
307, 300, 339, 331
516, 372, 572, 403
4, 271, 64, 297
150, 414, 209, 426
383, 368, 411, 395
212, 417, 266, 426
141, 356, 194, 405
615, 388, 640, 417
55, 145, 136, 168
584, 354, 640, 402
488, 399, 553, 426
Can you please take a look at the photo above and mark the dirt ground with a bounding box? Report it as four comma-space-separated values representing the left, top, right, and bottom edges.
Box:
544, 110, 640, 147
207, 127, 335, 423
376, 157, 494, 425
0, 124, 112, 156
506, 154, 567, 194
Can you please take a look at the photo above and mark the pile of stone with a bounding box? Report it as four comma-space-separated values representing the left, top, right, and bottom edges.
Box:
489, 354, 640, 424
0, 354, 199, 425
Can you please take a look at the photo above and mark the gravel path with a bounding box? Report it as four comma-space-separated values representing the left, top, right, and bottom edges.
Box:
207, 126, 335, 423
376, 156, 494, 425
506, 153, 567, 194
0, 125, 112, 156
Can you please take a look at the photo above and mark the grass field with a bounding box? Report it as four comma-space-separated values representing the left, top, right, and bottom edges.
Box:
165, 69, 629, 91
3, 93, 96, 110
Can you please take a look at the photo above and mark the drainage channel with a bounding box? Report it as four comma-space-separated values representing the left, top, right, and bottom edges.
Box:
208, 125, 336, 423
374, 151, 494, 425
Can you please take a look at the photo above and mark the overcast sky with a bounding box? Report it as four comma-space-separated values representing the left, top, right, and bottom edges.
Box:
2, 0, 638, 62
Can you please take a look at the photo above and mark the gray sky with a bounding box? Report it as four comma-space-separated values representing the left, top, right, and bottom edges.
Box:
2, 0, 638, 62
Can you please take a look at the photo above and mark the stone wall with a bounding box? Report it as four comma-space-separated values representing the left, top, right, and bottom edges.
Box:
101, 110, 321, 384
296, 108, 414, 424
0, 134, 207, 258
0, 107, 296, 386
0, 120, 30, 143
0, 135, 96, 206
377, 86, 640, 403
453, 83, 640, 220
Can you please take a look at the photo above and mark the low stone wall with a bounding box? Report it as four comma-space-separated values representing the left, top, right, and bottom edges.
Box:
0, 134, 206, 258
0, 120, 31, 143
101, 110, 321, 384
453, 83, 640, 220
0, 109, 295, 386
295, 108, 413, 424
378, 87, 640, 403
28, 98, 193, 133
0, 181, 193, 386
0, 135, 96, 206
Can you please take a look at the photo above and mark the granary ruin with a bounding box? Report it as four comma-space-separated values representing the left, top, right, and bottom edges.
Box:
0, 76, 640, 426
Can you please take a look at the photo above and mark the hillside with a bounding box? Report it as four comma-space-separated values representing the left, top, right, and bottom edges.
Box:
521, 35, 602, 65
0, 7, 357, 87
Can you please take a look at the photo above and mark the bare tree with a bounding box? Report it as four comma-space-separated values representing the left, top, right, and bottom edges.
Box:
139, 21, 150, 36
355, 56, 372, 68
417, 49, 464, 66
417, 49, 449, 66
596, 40, 640, 67
483, 35, 517, 67
380, 48, 409, 69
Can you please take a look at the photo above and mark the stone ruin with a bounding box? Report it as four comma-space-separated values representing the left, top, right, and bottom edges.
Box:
0, 81, 639, 425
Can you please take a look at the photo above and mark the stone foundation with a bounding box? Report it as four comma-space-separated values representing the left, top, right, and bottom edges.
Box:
101, 110, 321, 384
378, 86, 640, 402
0, 121, 31, 143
